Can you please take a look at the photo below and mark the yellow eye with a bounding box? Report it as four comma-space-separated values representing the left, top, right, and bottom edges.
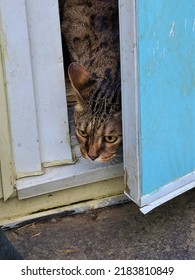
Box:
105, 136, 118, 143
78, 129, 88, 137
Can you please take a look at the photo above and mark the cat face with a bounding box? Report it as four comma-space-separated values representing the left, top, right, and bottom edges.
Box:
74, 108, 122, 162
68, 62, 122, 162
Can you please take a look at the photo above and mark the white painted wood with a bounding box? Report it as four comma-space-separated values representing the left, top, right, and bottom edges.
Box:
119, 0, 141, 203
0, 0, 42, 178
0, 40, 14, 200
16, 159, 123, 199
139, 172, 195, 214
25, 0, 73, 166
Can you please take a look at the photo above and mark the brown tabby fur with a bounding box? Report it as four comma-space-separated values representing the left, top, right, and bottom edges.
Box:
60, 0, 122, 162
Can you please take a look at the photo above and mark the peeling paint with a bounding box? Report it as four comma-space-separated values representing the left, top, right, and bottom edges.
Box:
124, 168, 129, 195
162, 48, 166, 57
192, 19, 195, 31
185, 18, 187, 29
156, 40, 159, 50
169, 21, 175, 37
138, 1, 194, 196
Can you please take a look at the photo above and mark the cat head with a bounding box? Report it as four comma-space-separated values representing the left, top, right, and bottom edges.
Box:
68, 62, 122, 162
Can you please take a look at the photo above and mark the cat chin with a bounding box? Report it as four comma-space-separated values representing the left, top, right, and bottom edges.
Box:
97, 155, 116, 163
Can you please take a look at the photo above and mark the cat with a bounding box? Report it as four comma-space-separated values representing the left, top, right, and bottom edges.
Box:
60, 0, 122, 162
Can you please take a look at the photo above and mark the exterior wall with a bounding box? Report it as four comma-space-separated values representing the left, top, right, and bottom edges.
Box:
138, 0, 195, 195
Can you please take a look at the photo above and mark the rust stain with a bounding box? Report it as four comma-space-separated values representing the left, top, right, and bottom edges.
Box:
124, 168, 130, 195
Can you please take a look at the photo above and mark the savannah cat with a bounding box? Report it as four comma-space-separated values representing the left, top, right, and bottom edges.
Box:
60, 0, 122, 162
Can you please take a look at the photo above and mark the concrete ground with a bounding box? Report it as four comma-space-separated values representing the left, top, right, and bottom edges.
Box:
5, 188, 195, 260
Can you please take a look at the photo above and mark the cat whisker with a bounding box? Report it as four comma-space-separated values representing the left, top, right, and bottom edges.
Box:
110, 157, 121, 164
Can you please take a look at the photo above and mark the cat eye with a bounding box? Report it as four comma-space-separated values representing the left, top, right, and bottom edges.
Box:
78, 129, 88, 137
104, 136, 118, 143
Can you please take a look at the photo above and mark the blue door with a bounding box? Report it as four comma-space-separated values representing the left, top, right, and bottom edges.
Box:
119, 0, 195, 213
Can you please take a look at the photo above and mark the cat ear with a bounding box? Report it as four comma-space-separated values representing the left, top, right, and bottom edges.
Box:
68, 62, 91, 101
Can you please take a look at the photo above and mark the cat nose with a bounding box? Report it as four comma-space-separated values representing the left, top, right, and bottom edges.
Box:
88, 154, 98, 161
88, 145, 99, 161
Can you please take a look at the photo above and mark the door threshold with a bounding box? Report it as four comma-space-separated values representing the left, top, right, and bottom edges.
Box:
2, 194, 128, 229
16, 156, 123, 199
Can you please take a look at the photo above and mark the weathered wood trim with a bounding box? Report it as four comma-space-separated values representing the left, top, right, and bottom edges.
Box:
119, 0, 141, 203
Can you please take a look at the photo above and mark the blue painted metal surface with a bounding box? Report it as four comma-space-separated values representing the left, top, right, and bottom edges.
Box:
138, 0, 195, 195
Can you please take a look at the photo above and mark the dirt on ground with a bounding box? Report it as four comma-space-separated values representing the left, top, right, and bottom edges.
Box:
5, 188, 195, 260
